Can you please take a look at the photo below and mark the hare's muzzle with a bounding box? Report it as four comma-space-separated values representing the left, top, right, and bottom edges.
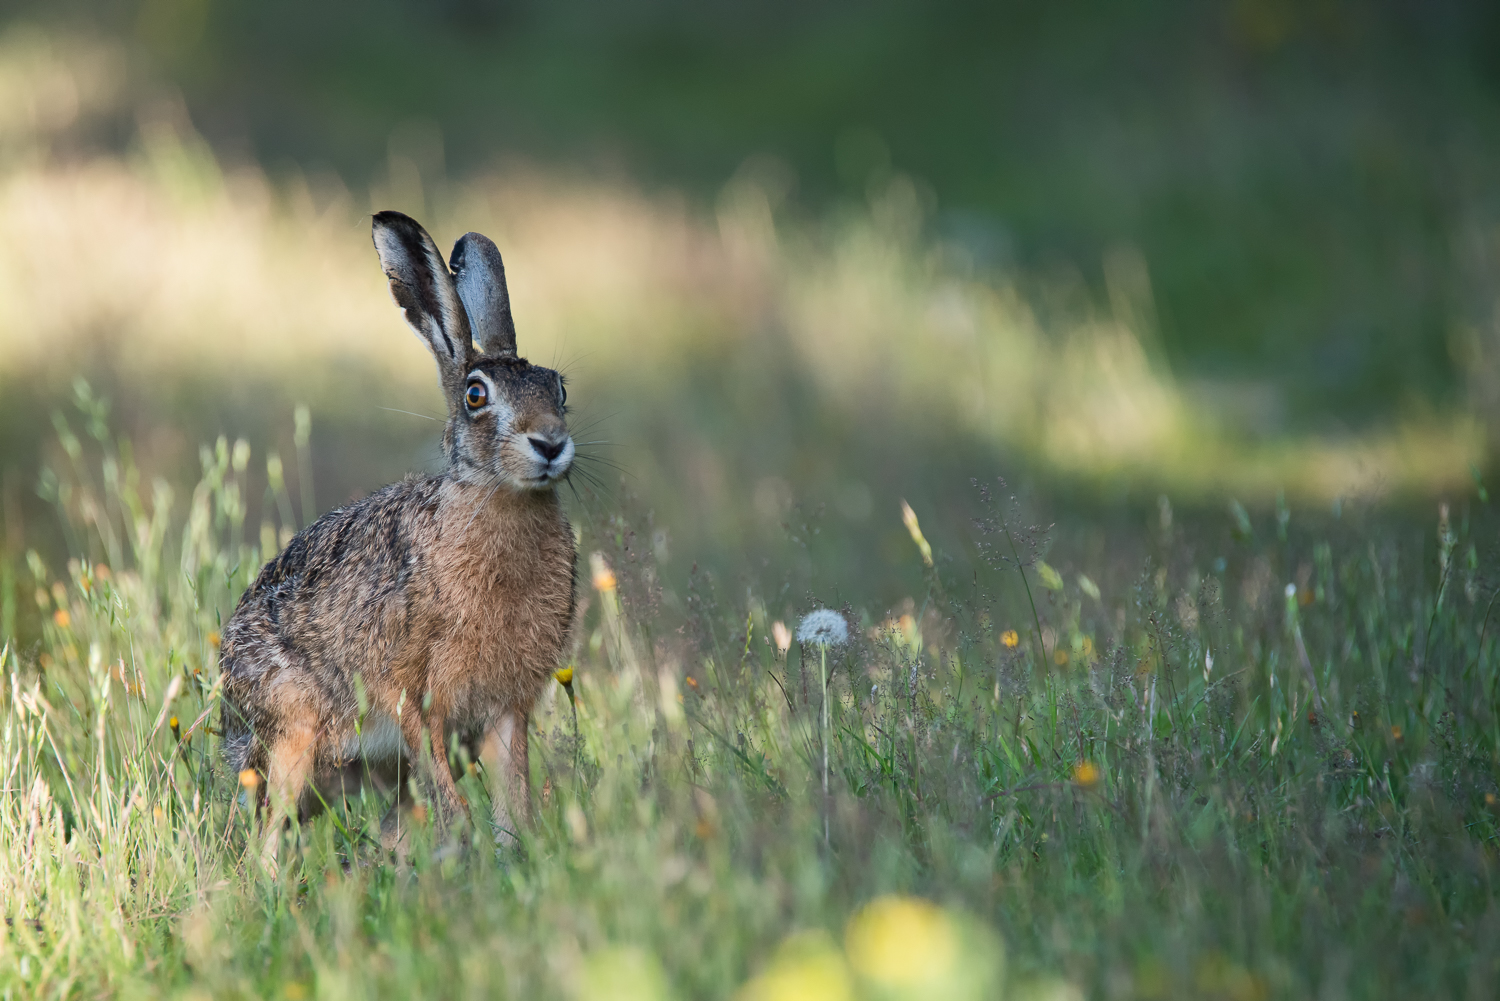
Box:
526, 433, 574, 481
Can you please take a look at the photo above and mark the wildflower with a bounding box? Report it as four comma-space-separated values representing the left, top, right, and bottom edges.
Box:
52, 609, 70, 629
592, 564, 616, 592
1053, 649, 1069, 666
170, 716, 181, 742
772, 620, 791, 653
685, 676, 698, 689
845, 896, 958, 991
207, 631, 221, 649
796, 609, 849, 648
1392, 725, 1403, 742
900, 500, 933, 567
1000, 629, 1019, 648
1486, 792, 1496, 807
556, 666, 577, 715
239, 769, 260, 790
736, 930, 852, 1001
579, 947, 668, 1001
1072, 761, 1101, 790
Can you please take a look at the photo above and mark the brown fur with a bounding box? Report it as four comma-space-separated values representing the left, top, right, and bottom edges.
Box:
219, 212, 577, 849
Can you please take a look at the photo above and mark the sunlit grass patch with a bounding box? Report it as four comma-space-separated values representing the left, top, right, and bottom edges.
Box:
0, 25, 1485, 511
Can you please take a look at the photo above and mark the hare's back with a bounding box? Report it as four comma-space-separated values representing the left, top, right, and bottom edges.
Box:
223, 476, 445, 684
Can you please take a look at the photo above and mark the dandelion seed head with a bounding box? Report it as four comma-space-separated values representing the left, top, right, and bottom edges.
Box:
797, 609, 849, 648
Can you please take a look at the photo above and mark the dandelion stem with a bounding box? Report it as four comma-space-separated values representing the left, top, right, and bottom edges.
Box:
820, 643, 830, 850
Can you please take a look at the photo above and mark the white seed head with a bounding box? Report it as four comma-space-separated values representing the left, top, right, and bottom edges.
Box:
796, 608, 849, 648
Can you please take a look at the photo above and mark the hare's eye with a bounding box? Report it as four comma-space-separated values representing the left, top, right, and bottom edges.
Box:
465, 382, 488, 409
557, 377, 567, 406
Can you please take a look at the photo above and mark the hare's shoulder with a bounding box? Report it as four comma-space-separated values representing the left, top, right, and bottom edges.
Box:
245, 476, 445, 600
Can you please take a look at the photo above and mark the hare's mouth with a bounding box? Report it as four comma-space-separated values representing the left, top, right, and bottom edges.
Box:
500, 433, 573, 489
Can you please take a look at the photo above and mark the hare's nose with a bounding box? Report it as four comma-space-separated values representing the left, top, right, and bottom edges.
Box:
529, 437, 566, 462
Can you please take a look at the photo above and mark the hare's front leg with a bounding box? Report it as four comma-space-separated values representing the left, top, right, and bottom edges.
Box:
478, 708, 530, 846
394, 702, 468, 825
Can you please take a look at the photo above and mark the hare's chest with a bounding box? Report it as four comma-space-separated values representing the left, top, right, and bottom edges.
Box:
429, 514, 572, 645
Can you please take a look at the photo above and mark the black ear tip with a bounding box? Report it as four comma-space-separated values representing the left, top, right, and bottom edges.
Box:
372, 210, 423, 235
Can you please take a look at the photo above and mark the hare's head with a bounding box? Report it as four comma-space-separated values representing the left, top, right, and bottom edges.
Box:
372, 211, 573, 491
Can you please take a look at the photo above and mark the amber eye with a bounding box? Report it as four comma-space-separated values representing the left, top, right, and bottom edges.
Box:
465, 381, 488, 409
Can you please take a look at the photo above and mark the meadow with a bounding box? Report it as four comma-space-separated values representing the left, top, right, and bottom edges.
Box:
1, 23, 1499, 1001
4, 379, 1499, 1000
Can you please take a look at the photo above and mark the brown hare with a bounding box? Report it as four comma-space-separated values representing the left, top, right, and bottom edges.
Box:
220, 210, 577, 854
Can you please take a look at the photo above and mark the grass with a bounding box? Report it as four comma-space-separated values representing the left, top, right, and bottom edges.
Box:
0, 396, 1496, 1000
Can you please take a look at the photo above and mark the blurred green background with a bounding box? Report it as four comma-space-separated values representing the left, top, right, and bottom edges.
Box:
44, 0, 1500, 420
3, 0, 1499, 609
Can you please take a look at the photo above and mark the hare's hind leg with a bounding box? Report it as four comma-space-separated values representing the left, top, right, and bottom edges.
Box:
258, 719, 318, 869
478, 708, 530, 848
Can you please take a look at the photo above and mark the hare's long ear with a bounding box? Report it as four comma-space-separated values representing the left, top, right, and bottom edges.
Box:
372, 211, 472, 383
449, 231, 517, 358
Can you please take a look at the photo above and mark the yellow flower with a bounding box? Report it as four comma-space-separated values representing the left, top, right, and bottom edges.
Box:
1001, 629, 1019, 648
1053, 649, 1069, 666
737, 931, 852, 1001
239, 769, 260, 790
578, 947, 669, 1001
593, 568, 617, 592
1391, 725, 1403, 741
554, 666, 574, 687
845, 896, 958, 991
208, 631, 221, 649
1072, 761, 1101, 790
52, 608, 70, 629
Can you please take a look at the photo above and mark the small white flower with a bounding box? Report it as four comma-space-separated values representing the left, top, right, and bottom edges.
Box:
796, 609, 849, 648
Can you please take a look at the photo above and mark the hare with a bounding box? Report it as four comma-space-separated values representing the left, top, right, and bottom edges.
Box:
220, 210, 577, 852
